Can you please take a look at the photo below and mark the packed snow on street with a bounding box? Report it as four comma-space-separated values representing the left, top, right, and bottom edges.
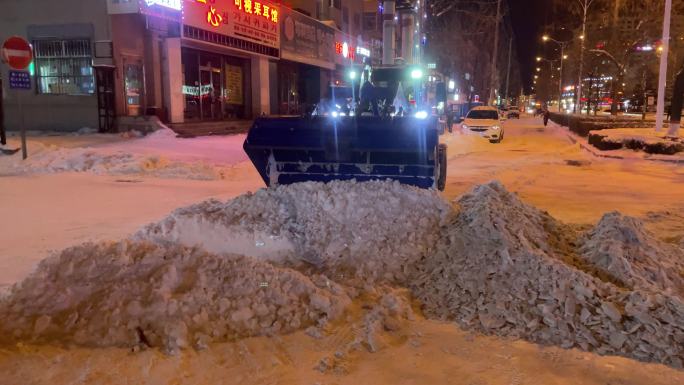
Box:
1, 118, 683, 385
0, 128, 248, 180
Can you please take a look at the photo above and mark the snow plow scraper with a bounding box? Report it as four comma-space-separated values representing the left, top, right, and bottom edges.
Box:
243, 115, 447, 190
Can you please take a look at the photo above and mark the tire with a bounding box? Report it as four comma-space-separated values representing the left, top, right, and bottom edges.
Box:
436, 143, 447, 191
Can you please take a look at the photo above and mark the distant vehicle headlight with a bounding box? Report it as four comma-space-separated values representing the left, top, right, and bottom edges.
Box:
415, 110, 429, 119
331, 111, 339, 118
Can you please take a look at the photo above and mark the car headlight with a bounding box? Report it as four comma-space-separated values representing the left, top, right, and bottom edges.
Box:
462, 124, 468, 130
492, 125, 500, 130
415, 111, 428, 119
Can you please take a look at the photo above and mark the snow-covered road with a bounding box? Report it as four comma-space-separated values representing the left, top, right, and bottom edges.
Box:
443, 118, 684, 224
1, 117, 684, 385
1, 117, 683, 289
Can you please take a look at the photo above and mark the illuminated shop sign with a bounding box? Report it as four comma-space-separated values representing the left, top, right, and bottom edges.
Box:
334, 38, 370, 63
355, 46, 370, 58
145, 0, 181, 10
184, 0, 280, 48
335, 42, 355, 60
193, 0, 278, 24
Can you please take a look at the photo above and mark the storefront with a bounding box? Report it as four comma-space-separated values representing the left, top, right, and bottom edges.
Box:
277, 8, 335, 115
177, 0, 280, 121
180, 47, 251, 120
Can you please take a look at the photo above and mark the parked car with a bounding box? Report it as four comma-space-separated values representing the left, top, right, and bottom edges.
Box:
506, 110, 520, 119
460, 106, 505, 143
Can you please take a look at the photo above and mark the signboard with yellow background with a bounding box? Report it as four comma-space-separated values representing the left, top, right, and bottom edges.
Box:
183, 0, 280, 49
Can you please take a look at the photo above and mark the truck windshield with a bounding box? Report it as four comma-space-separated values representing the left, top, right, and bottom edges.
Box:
467, 110, 499, 119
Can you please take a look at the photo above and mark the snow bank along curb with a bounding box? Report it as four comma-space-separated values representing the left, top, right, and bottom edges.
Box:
557, 122, 684, 164
0, 129, 232, 180
1, 180, 682, 367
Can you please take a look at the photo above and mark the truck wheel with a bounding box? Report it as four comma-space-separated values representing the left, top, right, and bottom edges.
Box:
437, 144, 447, 191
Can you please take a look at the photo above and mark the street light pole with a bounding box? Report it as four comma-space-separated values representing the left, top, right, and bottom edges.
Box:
505, 36, 513, 106
575, 0, 595, 115
543, 35, 570, 112
489, 0, 502, 106
558, 45, 565, 112
656, 0, 672, 133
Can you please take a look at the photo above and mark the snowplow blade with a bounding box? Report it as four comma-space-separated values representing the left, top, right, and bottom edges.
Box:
243, 116, 444, 190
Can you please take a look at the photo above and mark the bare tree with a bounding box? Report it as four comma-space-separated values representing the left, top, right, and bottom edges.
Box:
427, 0, 516, 104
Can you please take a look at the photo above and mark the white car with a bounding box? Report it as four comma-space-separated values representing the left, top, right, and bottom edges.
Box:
460, 106, 505, 143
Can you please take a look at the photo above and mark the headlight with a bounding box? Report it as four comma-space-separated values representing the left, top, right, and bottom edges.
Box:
492, 125, 500, 130
462, 124, 468, 129
331, 111, 339, 118
415, 111, 428, 119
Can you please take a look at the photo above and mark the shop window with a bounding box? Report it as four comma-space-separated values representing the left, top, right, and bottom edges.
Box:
33, 39, 94, 95
331, 0, 341, 10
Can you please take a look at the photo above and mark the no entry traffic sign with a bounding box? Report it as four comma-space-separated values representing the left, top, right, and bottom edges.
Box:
2, 36, 33, 70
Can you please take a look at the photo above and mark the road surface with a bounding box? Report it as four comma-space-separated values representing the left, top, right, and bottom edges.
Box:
1, 117, 683, 385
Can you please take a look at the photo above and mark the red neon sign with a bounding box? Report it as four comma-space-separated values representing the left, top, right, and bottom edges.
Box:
335, 41, 355, 60
195, 0, 279, 29
207, 6, 223, 26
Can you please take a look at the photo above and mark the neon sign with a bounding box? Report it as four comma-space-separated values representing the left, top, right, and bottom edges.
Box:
145, 0, 181, 10
194, 0, 279, 29
185, 0, 280, 49
355, 46, 370, 58
335, 42, 355, 60
232, 0, 278, 23
207, 6, 223, 26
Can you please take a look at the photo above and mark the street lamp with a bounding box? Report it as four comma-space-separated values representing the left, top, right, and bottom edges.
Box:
542, 35, 571, 112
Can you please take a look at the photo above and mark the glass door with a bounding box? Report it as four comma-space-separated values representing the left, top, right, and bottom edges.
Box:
199, 67, 222, 120
124, 62, 144, 116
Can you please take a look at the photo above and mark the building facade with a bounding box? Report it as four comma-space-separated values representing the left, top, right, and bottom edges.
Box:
1, 0, 373, 132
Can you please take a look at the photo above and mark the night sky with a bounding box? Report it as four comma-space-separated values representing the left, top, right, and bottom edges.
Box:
508, 0, 551, 93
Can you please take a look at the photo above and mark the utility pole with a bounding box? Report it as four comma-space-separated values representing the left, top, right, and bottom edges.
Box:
488, 0, 502, 106
575, 0, 595, 115
558, 45, 565, 112
504, 36, 513, 106
656, 0, 672, 133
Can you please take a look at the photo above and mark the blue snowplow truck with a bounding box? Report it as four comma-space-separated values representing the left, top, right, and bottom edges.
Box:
243, 65, 447, 191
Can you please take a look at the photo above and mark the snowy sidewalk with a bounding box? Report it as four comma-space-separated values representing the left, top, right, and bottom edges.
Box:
0, 128, 250, 179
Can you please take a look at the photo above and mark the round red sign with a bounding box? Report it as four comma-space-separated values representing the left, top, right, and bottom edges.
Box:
2, 36, 33, 70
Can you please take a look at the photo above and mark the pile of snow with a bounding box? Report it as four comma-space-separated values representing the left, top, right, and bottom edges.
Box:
0, 241, 350, 353
1, 180, 682, 368
137, 180, 453, 283
409, 182, 684, 367
579, 212, 684, 296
